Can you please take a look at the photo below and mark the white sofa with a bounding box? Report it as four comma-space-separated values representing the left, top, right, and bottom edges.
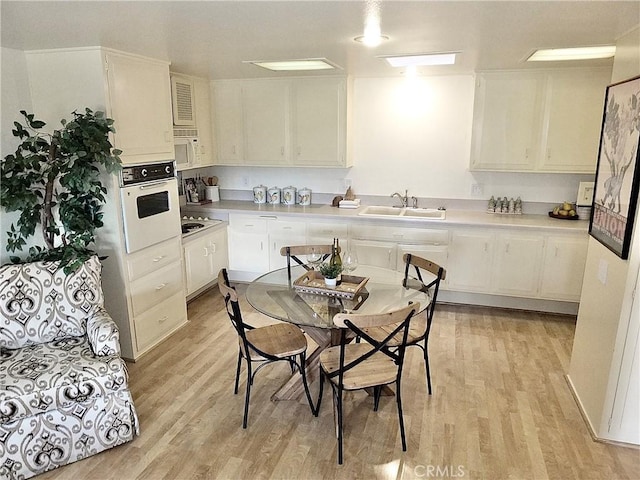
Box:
0, 256, 139, 479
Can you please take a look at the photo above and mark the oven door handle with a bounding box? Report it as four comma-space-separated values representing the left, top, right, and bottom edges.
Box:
138, 180, 170, 190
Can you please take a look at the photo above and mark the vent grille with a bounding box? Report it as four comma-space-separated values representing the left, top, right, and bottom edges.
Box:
174, 128, 199, 138
174, 80, 194, 123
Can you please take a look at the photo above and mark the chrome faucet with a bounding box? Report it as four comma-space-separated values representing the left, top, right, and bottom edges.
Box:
391, 190, 408, 207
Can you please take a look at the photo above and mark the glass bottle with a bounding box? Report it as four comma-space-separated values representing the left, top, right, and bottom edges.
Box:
330, 238, 342, 285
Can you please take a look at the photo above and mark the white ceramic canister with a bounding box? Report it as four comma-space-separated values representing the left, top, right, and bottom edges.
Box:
267, 186, 281, 205
253, 185, 267, 204
298, 187, 312, 206
282, 186, 297, 206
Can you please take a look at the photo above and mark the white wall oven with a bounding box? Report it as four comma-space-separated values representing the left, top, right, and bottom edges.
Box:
120, 161, 181, 253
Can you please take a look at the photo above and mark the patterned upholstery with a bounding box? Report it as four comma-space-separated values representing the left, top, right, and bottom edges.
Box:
0, 257, 139, 479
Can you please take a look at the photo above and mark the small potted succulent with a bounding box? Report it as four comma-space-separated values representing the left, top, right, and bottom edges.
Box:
319, 262, 342, 287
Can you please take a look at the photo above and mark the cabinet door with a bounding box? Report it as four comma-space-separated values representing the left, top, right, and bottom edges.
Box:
243, 81, 289, 165
540, 68, 610, 173
539, 234, 588, 301
227, 228, 269, 273
471, 72, 545, 171
183, 235, 214, 295
193, 77, 215, 167
105, 52, 174, 164
492, 233, 543, 296
268, 220, 307, 270
293, 78, 346, 166
352, 239, 397, 270
396, 244, 449, 288
447, 230, 494, 292
213, 82, 243, 165
184, 228, 228, 295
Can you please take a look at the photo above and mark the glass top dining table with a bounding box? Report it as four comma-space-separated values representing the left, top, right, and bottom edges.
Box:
245, 264, 432, 329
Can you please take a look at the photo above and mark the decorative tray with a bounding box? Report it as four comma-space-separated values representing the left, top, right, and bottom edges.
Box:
293, 271, 369, 300
548, 212, 580, 220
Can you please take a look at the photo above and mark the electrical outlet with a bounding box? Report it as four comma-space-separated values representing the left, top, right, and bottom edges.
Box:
471, 183, 484, 197
242, 176, 249, 187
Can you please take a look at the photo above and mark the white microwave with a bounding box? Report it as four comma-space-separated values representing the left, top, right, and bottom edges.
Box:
174, 135, 201, 170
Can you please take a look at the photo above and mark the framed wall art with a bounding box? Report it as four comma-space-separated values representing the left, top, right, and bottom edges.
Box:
590, 75, 640, 260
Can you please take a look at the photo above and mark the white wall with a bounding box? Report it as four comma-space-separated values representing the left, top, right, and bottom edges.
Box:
568, 25, 640, 445
212, 74, 594, 205
1, 47, 34, 265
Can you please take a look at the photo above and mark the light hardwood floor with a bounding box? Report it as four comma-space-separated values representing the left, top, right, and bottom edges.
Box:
39, 284, 639, 480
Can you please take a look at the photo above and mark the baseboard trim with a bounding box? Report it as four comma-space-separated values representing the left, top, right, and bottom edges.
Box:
565, 374, 640, 450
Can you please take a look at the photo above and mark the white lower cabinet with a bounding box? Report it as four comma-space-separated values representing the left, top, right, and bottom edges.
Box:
125, 237, 188, 357
539, 234, 588, 301
448, 230, 494, 292
492, 233, 543, 296
183, 225, 228, 297
224, 212, 588, 307
227, 214, 305, 278
352, 239, 397, 270
396, 243, 449, 287
448, 227, 588, 302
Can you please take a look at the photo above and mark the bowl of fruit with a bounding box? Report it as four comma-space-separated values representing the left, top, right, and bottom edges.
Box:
549, 201, 579, 220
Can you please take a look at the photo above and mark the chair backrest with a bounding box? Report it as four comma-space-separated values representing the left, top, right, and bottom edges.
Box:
331, 303, 420, 386
218, 268, 247, 340
280, 244, 336, 280
402, 253, 445, 334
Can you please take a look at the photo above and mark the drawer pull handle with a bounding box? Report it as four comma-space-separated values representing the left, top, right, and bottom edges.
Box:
159, 316, 168, 324
153, 255, 166, 262
155, 283, 168, 291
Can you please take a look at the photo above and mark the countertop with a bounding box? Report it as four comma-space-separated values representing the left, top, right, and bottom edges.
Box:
183, 200, 589, 233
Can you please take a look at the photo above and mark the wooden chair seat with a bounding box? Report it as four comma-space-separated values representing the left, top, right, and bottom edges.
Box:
319, 344, 398, 390
243, 323, 307, 360
362, 313, 428, 346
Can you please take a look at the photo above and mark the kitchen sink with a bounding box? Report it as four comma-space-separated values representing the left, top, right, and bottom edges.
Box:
358, 205, 403, 216
358, 206, 446, 220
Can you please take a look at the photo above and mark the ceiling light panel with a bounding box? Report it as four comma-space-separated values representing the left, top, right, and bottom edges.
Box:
527, 46, 616, 62
380, 52, 458, 67
244, 58, 340, 71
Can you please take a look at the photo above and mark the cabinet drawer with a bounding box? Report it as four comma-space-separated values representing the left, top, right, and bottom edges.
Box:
129, 261, 184, 316
306, 222, 348, 239
135, 291, 187, 352
228, 214, 268, 233
351, 224, 449, 244
126, 237, 182, 281
268, 219, 306, 236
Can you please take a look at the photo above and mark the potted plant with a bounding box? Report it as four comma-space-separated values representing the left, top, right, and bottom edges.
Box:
319, 262, 342, 287
1, 109, 121, 273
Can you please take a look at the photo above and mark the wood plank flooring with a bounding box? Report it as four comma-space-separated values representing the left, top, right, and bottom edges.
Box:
39, 285, 639, 479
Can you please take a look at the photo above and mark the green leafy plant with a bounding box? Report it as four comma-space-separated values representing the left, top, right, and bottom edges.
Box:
319, 262, 342, 279
1, 109, 121, 273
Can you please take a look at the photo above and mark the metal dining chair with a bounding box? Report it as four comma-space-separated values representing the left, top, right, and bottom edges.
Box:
314, 303, 420, 464
400, 253, 446, 395
217, 268, 315, 428
280, 244, 336, 282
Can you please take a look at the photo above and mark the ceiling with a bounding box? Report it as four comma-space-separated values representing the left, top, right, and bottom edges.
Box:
1, 1, 638, 80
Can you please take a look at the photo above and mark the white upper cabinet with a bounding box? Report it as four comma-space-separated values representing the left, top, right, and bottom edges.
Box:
104, 51, 174, 164
293, 77, 348, 167
471, 71, 545, 171
26, 48, 174, 166
213, 82, 244, 165
212, 76, 351, 167
243, 80, 290, 165
471, 67, 610, 173
540, 69, 611, 172
192, 76, 215, 167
